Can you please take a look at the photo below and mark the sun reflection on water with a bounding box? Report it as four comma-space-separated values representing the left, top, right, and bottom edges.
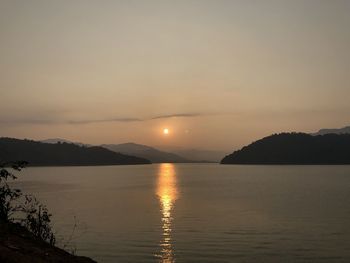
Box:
156, 163, 178, 263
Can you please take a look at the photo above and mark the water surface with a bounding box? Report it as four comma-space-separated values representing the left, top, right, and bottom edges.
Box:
17, 164, 350, 262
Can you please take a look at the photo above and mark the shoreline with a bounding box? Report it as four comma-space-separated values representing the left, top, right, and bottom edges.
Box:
0, 221, 96, 263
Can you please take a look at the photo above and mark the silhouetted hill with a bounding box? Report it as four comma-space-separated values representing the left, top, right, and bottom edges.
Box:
312, 125, 350, 136
102, 143, 192, 163
221, 133, 350, 164
0, 138, 150, 166
41, 138, 91, 147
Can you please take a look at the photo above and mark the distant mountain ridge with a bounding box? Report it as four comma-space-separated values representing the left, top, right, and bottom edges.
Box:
312, 126, 350, 136
41, 138, 91, 147
167, 148, 226, 163
221, 133, 350, 165
41, 138, 223, 163
102, 143, 192, 163
0, 138, 150, 166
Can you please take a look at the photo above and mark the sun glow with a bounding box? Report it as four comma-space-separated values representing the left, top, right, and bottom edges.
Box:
163, 128, 169, 135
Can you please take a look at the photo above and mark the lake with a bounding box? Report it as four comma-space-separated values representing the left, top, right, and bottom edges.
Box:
16, 164, 350, 262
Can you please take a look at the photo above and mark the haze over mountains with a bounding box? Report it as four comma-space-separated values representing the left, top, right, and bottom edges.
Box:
102, 143, 192, 163
41, 138, 222, 163
158, 147, 227, 163
312, 126, 350, 136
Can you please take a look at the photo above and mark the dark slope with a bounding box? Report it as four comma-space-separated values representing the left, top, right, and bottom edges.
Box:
0, 138, 150, 166
0, 220, 96, 263
221, 133, 350, 165
102, 143, 191, 163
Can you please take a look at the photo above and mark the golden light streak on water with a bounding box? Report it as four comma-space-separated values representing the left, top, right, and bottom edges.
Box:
156, 163, 178, 263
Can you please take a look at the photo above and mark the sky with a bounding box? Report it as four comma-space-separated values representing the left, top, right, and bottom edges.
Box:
0, 0, 349, 151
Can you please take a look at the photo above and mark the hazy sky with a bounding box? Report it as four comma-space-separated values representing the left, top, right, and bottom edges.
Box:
1, 0, 349, 151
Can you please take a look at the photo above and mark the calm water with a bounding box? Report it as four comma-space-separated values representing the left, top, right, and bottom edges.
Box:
16, 164, 350, 262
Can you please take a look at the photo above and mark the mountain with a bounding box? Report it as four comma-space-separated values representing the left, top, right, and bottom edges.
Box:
102, 143, 192, 163
41, 139, 219, 163
221, 133, 350, 165
41, 138, 91, 147
0, 138, 150, 166
312, 126, 350, 136
170, 149, 227, 163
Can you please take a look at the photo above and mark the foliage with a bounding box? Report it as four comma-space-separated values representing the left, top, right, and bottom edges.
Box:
19, 195, 56, 245
0, 161, 26, 221
0, 161, 55, 245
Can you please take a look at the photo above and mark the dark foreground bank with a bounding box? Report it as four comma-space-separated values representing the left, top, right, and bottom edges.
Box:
0, 221, 96, 263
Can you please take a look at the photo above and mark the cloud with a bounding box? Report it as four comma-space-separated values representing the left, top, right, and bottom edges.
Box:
0, 112, 211, 125
69, 113, 209, 124
0, 118, 55, 125
150, 113, 205, 120
67, 117, 142, 124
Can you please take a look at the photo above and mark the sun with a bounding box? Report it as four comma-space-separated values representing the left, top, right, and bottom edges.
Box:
163, 128, 169, 135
